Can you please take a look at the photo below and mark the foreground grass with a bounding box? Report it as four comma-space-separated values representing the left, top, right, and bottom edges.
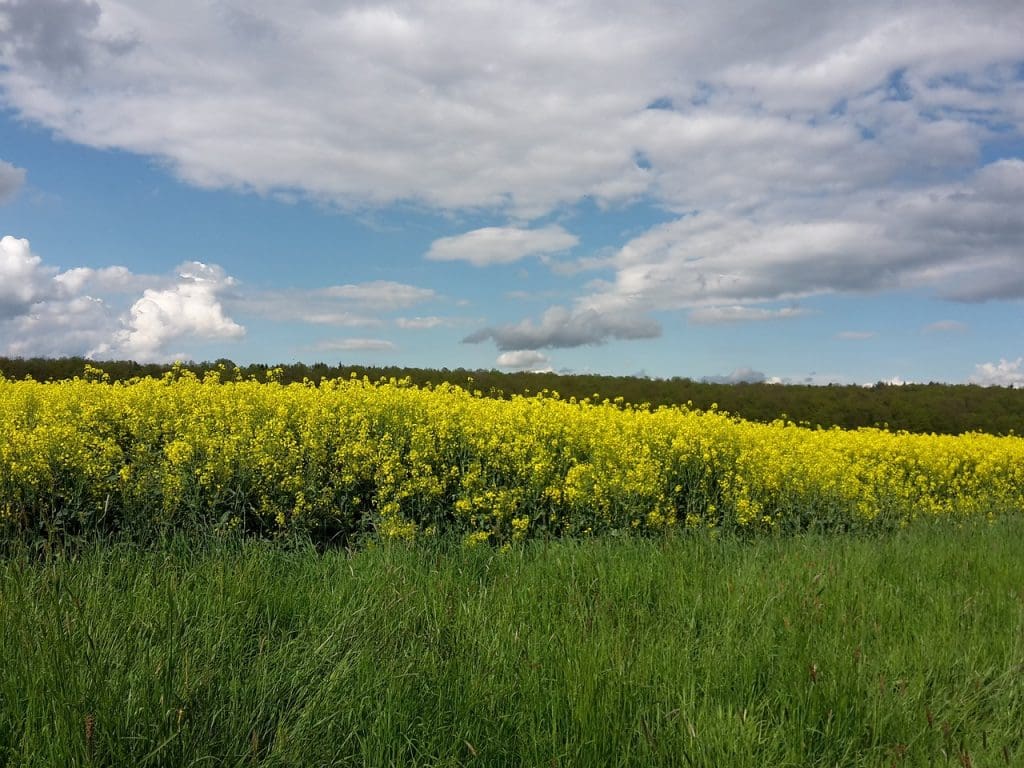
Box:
1, 522, 1022, 767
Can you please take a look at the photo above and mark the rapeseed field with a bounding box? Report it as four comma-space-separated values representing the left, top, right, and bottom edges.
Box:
2, 365, 1021, 543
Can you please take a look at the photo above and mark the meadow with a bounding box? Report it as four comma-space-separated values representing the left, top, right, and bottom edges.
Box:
0, 368, 1022, 766
1, 523, 1022, 767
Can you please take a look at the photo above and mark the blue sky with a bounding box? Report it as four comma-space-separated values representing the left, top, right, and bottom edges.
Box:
1, 1, 1023, 385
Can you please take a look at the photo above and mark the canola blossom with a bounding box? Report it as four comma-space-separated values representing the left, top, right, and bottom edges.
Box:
1, 368, 1022, 543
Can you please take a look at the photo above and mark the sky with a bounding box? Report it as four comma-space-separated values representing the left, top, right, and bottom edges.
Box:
0, 0, 1023, 385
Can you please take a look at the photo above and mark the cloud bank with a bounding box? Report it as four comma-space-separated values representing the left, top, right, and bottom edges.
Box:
1, 0, 1019, 219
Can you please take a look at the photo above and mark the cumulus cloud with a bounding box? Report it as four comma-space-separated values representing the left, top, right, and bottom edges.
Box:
0, 236, 247, 361
464, 305, 660, 351
0, 235, 135, 357
0, 235, 55, 317
95, 262, 244, 361
495, 349, 552, 372
0, 159, 26, 203
0, 235, 446, 360
5, 295, 115, 358
687, 305, 811, 324
969, 358, 1024, 387
426, 225, 578, 267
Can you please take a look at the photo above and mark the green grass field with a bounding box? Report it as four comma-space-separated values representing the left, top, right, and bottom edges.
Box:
2, 521, 1022, 767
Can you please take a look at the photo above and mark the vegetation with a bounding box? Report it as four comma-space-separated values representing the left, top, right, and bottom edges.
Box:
2, 355, 1023, 436
2, 521, 1022, 767
1, 361, 1021, 766
2, 370, 1022, 546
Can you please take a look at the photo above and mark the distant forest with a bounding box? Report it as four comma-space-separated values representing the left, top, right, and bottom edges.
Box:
2, 356, 1022, 437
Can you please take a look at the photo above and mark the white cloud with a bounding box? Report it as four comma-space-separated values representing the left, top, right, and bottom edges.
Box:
0, 237, 247, 361
95, 261, 244, 361
504, 288, 566, 302
464, 305, 660, 351
0, 0, 1018, 220
237, 280, 436, 326
495, 349, 552, 372
239, 301, 384, 327
0, 237, 444, 360
0, 0, 113, 73
321, 281, 436, 308
395, 316, 443, 329
315, 338, 396, 352
426, 225, 578, 267
837, 331, 877, 340
688, 305, 811, 324
969, 358, 1024, 387
296, 312, 382, 327
53, 265, 149, 294
575, 159, 1024, 319
0, 159, 25, 203
6, 295, 116, 358
0, 235, 54, 316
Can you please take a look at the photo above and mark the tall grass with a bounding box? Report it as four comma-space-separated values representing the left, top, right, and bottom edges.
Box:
2, 520, 1022, 766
